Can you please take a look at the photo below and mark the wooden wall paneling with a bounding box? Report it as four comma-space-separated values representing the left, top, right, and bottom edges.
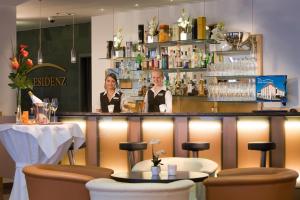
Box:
127, 117, 142, 165
222, 117, 237, 169
86, 116, 98, 166
174, 117, 188, 157
270, 116, 285, 167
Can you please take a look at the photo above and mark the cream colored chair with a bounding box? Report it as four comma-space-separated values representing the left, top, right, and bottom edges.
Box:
132, 157, 218, 176
132, 157, 218, 200
203, 167, 298, 200
86, 178, 195, 200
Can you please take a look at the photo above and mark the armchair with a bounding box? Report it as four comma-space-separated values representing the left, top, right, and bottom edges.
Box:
86, 178, 195, 200
23, 164, 113, 200
203, 167, 298, 200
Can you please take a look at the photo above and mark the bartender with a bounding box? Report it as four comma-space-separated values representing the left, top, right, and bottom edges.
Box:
100, 73, 125, 113
144, 69, 172, 112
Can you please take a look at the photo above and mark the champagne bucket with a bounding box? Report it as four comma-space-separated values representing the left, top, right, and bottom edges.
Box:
35, 103, 49, 124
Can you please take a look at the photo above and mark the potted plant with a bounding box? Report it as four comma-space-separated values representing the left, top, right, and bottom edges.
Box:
150, 139, 165, 175
8, 44, 34, 124
113, 28, 124, 57
177, 9, 192, 40
147, 16, 159, 43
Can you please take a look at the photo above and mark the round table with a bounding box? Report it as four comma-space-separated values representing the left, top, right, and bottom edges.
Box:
111, 171, 208, 183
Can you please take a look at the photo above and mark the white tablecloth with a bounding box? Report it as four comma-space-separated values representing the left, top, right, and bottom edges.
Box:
0, 123, 85, 200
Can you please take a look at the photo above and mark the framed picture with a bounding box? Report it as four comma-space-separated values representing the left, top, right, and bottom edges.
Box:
256, 75, 287, 103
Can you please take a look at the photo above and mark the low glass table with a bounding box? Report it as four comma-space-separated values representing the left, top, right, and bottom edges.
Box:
111, 171, 209, 183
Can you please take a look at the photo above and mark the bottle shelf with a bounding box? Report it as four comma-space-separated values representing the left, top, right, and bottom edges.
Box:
212, 49, 252, 55
144, 39, 217, 48
205, 75, 257, 79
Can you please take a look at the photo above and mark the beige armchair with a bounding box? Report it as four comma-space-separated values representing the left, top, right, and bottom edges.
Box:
23, 164, 113, 200
86, 178, 195, 200
203, 167, 298, 200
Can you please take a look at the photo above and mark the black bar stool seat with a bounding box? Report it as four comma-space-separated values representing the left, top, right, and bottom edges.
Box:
67, 142, 86, 165
248, 141, 276, 167
182, 142, 210, 158
119, 142, 147, 169
119, 142, 147, 151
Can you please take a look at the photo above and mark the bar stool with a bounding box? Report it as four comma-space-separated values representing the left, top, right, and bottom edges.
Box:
67, 142, 86, 165
182, 142, 210, 158
248, 141, 276, 167
119, 142, 147, 169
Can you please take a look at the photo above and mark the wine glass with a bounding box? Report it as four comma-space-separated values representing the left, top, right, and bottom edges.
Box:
43, 98, 50, 123
51, 98, 58, 123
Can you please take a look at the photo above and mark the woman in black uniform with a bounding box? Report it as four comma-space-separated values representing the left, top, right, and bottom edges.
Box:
143, 69, 172, 113
99, 73, 124, 113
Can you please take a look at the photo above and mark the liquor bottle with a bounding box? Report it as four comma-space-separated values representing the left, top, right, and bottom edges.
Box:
187, 79, 193, 96
191, 46, 198, 68
28, 91, 43, 104
138, 25, 144, 44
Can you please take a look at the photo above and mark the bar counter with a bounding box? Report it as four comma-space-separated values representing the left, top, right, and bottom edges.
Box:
58, 111, 300, 175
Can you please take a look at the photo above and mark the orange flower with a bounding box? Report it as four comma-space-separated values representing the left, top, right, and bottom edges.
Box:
19, 44, 28, 50
20, 49, 29, 58
26, 59, 33, 68
10, 57, 20, 70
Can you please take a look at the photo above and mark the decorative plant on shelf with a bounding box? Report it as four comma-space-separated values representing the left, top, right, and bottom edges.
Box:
113, 28, 123, 50
148, 16, 159, 36
150, 139, 166, 167
211, 22, 226, 42
177, 8, 192, 33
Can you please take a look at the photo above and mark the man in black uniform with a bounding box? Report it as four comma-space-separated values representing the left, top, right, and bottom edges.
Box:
144, 70, 172, 112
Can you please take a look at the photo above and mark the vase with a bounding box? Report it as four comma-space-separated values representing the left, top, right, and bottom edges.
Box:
180, 31, 188, 40
115, 50, 124, 58
16, 88, 22, 124
151, 166, 161, 176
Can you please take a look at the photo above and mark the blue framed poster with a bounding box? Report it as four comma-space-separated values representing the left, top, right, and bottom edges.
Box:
256, 75, 287, 103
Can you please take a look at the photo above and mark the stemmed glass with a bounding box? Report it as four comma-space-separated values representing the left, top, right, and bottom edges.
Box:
43, 98, 50, 123
51, 98, 58, 123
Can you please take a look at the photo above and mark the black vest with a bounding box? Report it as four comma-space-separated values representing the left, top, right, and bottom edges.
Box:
147, 89, 166, 112
100, 92, 122, 113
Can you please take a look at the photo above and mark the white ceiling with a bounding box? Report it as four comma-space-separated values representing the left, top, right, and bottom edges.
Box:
16, 0, 202, 31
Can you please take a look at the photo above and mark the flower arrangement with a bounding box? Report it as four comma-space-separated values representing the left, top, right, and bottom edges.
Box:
211, 22, 226, 42
8, 44, 34, 106
148, 16, 158, 36
150, 139, 166, 167
177, 9, 192, 33
113, 28, 123, 50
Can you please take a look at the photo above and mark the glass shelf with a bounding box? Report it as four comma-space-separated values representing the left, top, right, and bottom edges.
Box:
144, 39, 217, 48
130, 67, 207, 73
205, 75, 257, 79
213, 49, 252, 55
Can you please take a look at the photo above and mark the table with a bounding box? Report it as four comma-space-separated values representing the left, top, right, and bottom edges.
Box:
0, 123, 85, 200
111, 171, 208, 183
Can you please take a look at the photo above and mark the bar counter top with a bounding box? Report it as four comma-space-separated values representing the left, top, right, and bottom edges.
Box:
58, 111, 300, 117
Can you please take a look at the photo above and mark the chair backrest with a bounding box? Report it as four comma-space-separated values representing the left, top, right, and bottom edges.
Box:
86, 178, 195, 200
23, 164, 113, 200
203, 167, 299, 200
132, 157, 218, 176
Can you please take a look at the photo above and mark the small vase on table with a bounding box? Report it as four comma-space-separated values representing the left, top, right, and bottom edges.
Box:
151, 166, 161, 176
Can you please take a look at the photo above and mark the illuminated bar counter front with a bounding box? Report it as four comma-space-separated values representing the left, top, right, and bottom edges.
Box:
58, 112, 300, 175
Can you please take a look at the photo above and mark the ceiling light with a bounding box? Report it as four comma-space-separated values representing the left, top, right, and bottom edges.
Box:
99, 8, 104, 12
134, 3, 139, 7
71, 14, 76, 63
37, 0, 43, 64
170, 0, 174, 2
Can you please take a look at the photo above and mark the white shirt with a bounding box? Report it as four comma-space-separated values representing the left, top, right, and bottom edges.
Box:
100, 90, 126, 112
143, 86, 172, 113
